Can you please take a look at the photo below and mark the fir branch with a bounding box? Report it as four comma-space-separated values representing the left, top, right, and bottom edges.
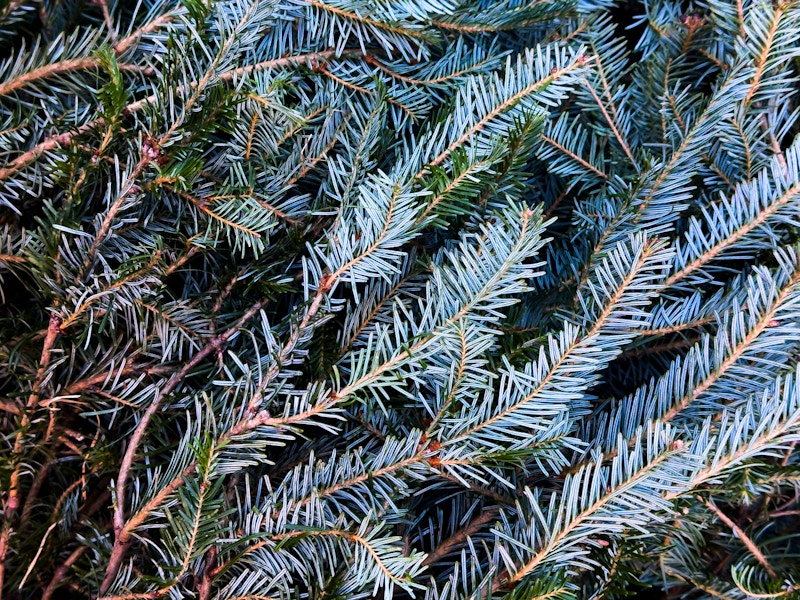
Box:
742, 2, 786, 109
665, 181, 800, 288
0, 8, 178, 98
661, 261, 800, 424
3, 3, 800, 597
540, 131, 609, 180
421, 507, 499, 567
494, 432, 686, 594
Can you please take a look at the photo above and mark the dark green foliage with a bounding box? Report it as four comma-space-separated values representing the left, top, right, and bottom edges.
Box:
1, 0, 799, 599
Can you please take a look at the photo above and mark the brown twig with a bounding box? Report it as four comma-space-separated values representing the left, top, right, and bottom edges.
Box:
704, 498, 777, 578
42, 546, 89, 600
421, 508, 498, 567
0, 313, 62, 592
100, 299, 269, 593
19, 460, 53, 525
197, 546, 217, 600
93, 0, 116, 42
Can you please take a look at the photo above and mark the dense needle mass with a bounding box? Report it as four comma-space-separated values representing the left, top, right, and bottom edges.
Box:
0, 0, 799, 598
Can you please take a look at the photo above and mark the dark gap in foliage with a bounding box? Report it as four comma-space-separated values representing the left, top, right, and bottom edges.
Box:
610, 0, 647, 55
631, 586, 668, 599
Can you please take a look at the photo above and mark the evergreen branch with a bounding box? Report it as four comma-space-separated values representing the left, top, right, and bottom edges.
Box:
0, 51, 340, 183
425, 55, 584, 170
309, 0, 430, 40
666, 185, 800, 287
495, 434, 684, 593
59, 249, 163, 329
443, 235, 670, 450
421, 507, 498, 567
425, 324, 471, 433
168, 187, 264, 239
666, 367, 800, 501
660, 261, 800, 424
574, 251, 800, 479
4, 3, 800, 597
286, 136, 341, 189
638, 315, 718, 336
540, 132, 608, 180
331, 185, 398, 280
362, 53, 498, 86
338, 206, 543, 399
79, 156, 151, 280
430, 17, 558, 34
665, 140, 800, 289
0, 8, 177, 97
416, 152, 498, 225
582, 76, 638, 172
568, 73, 759, 315
743, 3, 785, 108
317, 66, 417, 118
339, 267, 416, 357
428, 0, 572, 34
0, 57, 145, 98
662, 568, 731, 600
635, 69, 751, 223
108, 396, 338, 586
158, 0, 263, 141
